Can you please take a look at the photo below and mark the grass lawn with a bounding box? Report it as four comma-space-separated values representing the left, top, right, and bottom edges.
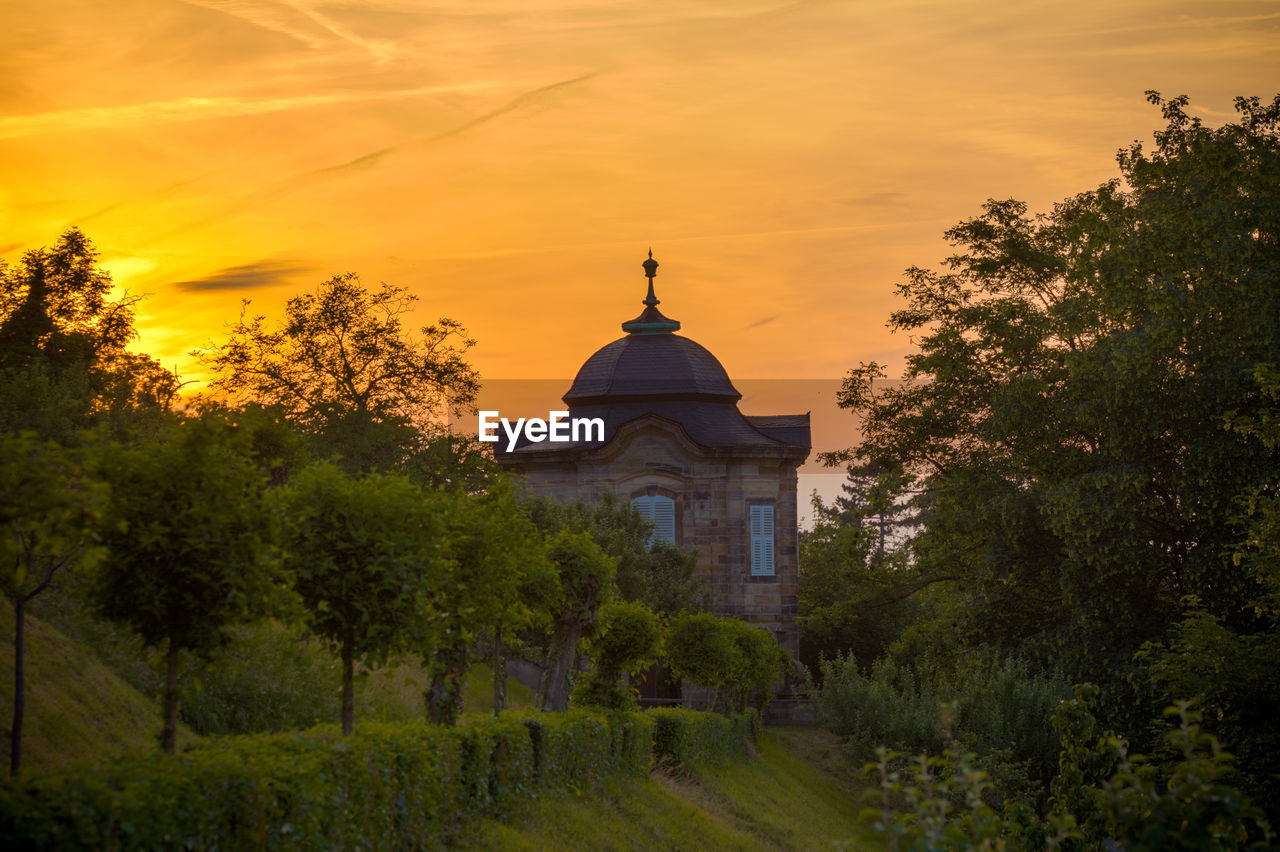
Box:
463, 726, 882, 851
0, 604, 198, 775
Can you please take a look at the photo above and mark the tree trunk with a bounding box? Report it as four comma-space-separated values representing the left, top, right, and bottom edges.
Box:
492, 626, 505, 717
426, 643, 467, 726
341, 636, 354, 736
162, 637, 180, 755
10, 597, 25, 774
542, 628, 581, 712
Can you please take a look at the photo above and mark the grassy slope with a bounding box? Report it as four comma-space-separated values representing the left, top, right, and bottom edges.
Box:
466, 727, 882, 851
0, 607, 869, 849
0, 604, 197, 775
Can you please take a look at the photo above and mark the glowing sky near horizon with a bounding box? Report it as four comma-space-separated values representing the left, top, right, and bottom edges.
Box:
2, 1, 1277, 390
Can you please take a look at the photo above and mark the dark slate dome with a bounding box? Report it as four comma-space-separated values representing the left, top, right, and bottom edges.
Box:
563, 333, 742, 405
563, 251, 740, 405
496, 252, 809, 456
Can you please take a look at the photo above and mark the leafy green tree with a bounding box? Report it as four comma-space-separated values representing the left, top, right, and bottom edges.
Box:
1130, 364, 1280, 813
525, 493, 705, 616
664, 612, 787, 713
93, 414, 280, 754
799, 490, 923, 675
195, 273, 483, 480
538, 530, 615, 711
720, 617, 788, 713
664, 611, 734, 711
0, 229, 177, 443
833, 93, 1280, 726
0, 435, 106, 772
573, 599, 661, 710
423, 480, 551, 725
277, 462, 446, 734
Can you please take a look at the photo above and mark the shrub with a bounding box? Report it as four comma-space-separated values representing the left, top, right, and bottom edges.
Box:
665, 613, 733, 710
665, 612, 787, 713
521, 710, 614, 792
178, 622, 339, 735
866, 698, 1274, 851
0, 708, 754, 847
815, 654, 1070, 808
648, 707, 757, 772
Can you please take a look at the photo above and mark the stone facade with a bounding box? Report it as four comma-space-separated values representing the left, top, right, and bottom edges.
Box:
500, 414, 805, 655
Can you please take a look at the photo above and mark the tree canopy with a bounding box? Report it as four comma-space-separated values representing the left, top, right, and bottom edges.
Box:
836, 93, 1280, 682
0, 434, 106, 771
525, 493, 705, 617
93, 414, 281, 753
276, 462, 447, 734
0, 229, 177, 442
423, 481, 551, 725
195, 274, 480, 476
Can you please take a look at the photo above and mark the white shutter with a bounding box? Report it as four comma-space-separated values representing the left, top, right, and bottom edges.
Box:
750, 504, 775, 576
632, 495, 676, 545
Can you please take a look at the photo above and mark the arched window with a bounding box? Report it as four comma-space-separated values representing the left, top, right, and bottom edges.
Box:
632, 495, 676, 545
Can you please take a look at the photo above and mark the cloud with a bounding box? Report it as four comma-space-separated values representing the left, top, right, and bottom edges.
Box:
315, 70, 601, 174
151, 71, 602, 241
172, 260, 312, 292
0, 83, 505, 141
746, 314, 779, 329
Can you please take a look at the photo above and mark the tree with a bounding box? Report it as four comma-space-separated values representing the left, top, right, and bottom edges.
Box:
799, 489, 921, 675
93, 414, 280, 754
0, 435, 106, 772
573, 600, 661, 710
195, 274, 480, 476
0, 229, 178, 442
719, 617, 789, 713
664, 611, 734, 711
423, 480, 551, 725
277, 462, 446, 735
834, 92, 1280, 727
538, 530, 616, 711
525, 493, 705, 616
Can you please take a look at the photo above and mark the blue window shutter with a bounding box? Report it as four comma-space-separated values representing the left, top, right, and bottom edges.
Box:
632, 495, 676, 545
750, 505, 775, 576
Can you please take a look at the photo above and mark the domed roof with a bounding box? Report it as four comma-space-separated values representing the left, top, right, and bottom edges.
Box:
563, 333, 742, 404
494, 252, 810, 458
563, 251, 740, 405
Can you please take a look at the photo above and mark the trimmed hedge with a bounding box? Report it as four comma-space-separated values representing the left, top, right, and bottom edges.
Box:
0, 708, 754, 849
649, 707, 760, 771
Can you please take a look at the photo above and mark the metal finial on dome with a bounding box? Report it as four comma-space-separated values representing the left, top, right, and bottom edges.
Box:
642, 249, 659, 306
622, 250, 680, 335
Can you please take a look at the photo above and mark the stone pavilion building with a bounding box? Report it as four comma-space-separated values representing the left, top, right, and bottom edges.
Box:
495, 254, 810, 657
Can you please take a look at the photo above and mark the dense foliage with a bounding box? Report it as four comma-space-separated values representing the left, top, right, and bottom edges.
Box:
573, 599, 662, 710
537, 530, 616, 711
525, 493, 706, 617
810, 92, 1280, 828
665, 611, 788, 713
0, 708, 759, 848
0, 229, 177, 443
195, 273, 483, 480
866, 691, 1273, 851
276, 462, 446, 735
0, 435, 106, 770
93, 415, 281, 753
815, 654, 1070, 810
424, 482, 550, 725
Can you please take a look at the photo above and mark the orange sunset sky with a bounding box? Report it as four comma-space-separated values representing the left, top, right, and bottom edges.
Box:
2, 1, 1278, 392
